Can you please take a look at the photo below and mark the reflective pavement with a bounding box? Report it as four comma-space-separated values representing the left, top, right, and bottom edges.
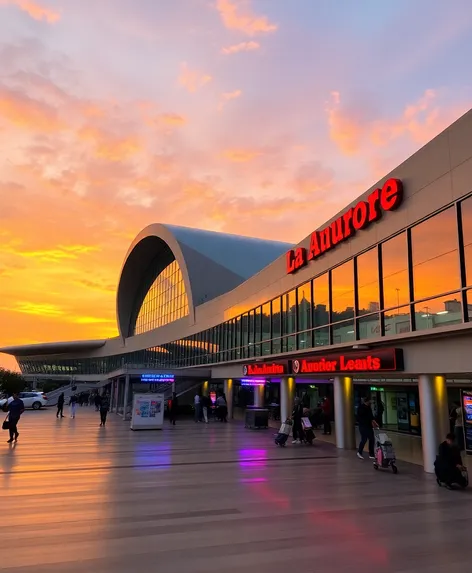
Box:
1, 408, 472, 572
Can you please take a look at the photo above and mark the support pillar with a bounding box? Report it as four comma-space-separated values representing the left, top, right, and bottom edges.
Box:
280, 377, 295, 422
224, 379, 234, 420
333, 376, 355, 449
254, 385, 265, 407
123, 374, 130, 419
110, 379, 116, 412
418, 375, 449, 473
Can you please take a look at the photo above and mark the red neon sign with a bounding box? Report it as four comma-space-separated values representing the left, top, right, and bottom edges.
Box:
286, 178, 403, 274
291, 348, 402, 374
242, 363, 287, 376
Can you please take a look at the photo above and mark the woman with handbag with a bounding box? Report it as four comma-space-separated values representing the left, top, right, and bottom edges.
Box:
6, 393, 25, 443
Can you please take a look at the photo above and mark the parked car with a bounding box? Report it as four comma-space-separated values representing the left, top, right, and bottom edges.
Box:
0, 392, 48, 410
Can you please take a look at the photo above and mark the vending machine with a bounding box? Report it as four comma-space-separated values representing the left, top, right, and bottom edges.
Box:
461, 390, 472, 454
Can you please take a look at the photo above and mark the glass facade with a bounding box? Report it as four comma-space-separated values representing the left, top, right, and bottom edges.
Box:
134, 259, 189, 335
18, 194, 472, 376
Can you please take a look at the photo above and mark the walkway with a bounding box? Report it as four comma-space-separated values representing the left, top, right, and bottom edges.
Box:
1, 408, 472, 572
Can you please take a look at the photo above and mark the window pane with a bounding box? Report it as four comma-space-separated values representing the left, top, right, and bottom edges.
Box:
414, 295, 462, 331
255, 307, 262, 343
461, 196, 472, 286
282, 290, 296, 334
332, 320, 355, 344
262, 303, 271, 341
383, 306, 411, 336
297, 282, 312, 332
382, 232, 409, 310
411, 208, 460, 301
358, 314, 380, 340
272, 297, 281, 338
241, 314, 249, 347
331, 260, 354, 322
314, 273, 329, 327
357, 248, 379, 315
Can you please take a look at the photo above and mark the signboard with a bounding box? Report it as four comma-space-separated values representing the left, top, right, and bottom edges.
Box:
461, 390, 472, 453
141, 373, 174, 383
241, 378, 266, 386
242, 363, 287, 376
291, 348, 403, 374
286, 178, 403, 274
130, 393, 164, 430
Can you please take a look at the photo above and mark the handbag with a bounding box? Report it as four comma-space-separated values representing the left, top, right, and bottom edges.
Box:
2, 414, 10, 431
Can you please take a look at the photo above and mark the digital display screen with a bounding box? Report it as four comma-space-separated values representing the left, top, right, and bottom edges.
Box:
141, 373, 175, 383
241, 378, 266, 386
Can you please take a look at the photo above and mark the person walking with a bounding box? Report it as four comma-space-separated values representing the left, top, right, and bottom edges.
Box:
292, 397, 304, 444
56, 392, 65, 418
201, 394, 210, 424
321, 396, 332, 435
69, 394, 77, 418
357, 396, 378, 460
99, 394, 110, 426
194, 392, 202, 423
169, 392, 179, 425
94, 393, 102, 412
6, 393, 25, 443
216, 392, 227, 422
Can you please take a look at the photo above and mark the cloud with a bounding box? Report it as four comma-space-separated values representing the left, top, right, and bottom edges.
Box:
218, 89, 242, 110
178, 62, 212, 93
221, 148, 261, 162
221, 41, 260, 55
0, 85, 65, 132
74, 316, 115, 325
326, 89, 471, 156
216, 0, 277, 36
5, 302, 65, 317
0, 0, 60, 23
9, 245, 98, 263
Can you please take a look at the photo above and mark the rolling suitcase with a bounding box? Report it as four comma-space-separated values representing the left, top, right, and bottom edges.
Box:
275, 432, 289, 447
302, 417, 315, 445
275, 420, 291, 447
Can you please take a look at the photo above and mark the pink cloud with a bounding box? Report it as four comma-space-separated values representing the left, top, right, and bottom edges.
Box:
218, 89, 242, 110
221, 41, 260, 55
0, 0, 60, 23
178, 62, 212, 93
216, 0, 277, 36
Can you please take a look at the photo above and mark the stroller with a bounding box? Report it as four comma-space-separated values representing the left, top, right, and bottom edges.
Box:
275, 419, 292, 447
372, 431, 398, 474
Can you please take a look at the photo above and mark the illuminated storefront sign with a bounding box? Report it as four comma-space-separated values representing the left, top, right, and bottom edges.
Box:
286, 178, 403, 274
242, 363, 287, 376
291, 348, 403, 374
141, 373, 175, 383
241, 378, 266, 386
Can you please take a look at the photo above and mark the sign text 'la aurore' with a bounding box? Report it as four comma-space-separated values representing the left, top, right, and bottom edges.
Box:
286, 178, 403, 274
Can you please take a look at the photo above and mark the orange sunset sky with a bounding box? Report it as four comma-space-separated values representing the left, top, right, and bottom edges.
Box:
1, 0, 472, 371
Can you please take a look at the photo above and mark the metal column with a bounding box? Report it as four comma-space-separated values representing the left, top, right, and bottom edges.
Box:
418, 375, 449, 473
280, 377, 295, 422
224, 379, 234, 420
333, 376, 355, 449
254, 385, 265, 408
122, 374, 130, 419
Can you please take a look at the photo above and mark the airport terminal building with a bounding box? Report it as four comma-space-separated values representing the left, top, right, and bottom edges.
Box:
4, 109, 472, 472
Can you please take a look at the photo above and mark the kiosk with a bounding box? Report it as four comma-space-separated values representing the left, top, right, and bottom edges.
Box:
130, 393, 165, 431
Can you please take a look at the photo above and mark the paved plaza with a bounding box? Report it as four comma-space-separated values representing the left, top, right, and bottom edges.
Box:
0, 408, 472, 572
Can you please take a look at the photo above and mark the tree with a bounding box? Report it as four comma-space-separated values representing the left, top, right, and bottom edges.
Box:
0, 368, 26, 396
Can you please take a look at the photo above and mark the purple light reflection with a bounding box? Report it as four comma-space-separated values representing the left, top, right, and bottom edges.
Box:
240, 477, 268, 483
238, 448, 268, 470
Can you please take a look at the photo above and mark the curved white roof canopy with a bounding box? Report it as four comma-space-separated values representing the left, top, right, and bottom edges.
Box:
116, 223, 292, 339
